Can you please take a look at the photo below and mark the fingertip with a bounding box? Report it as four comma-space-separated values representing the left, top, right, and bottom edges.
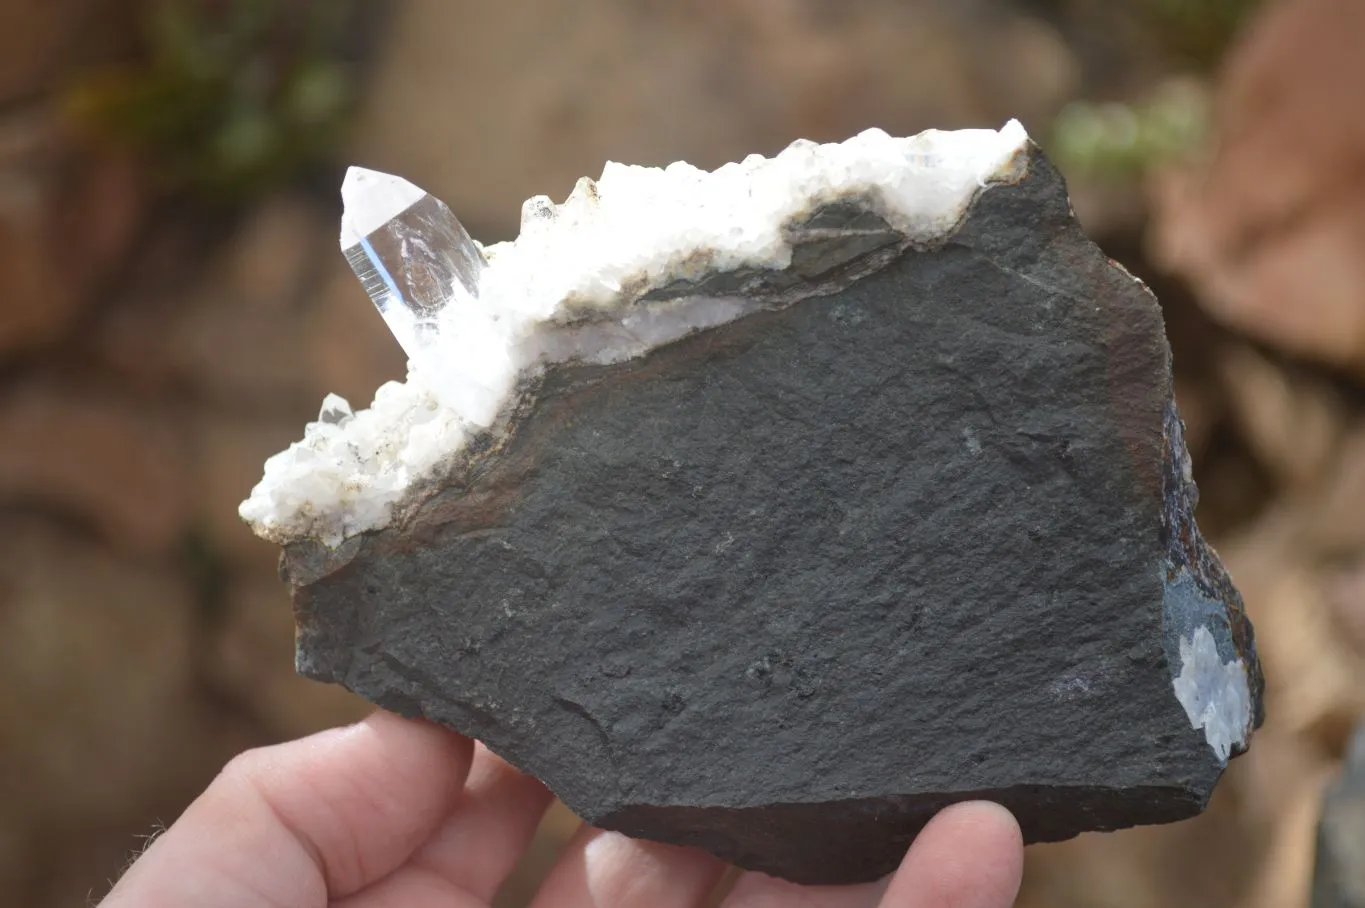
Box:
935, 800, 1024, 851
222, 707, 477, 895
881, 801, 1024, 908
356, 707, 476, 764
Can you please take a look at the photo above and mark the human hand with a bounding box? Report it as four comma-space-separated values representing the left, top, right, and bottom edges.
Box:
100, 710, 1023, 907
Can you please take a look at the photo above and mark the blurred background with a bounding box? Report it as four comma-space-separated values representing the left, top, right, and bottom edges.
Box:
2, 0, 1363, 904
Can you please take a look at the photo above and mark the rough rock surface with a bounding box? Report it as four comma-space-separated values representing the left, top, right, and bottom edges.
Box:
279, 147, 1264, 884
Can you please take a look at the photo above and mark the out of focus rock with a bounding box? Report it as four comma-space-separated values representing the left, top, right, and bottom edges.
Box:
164, 293, 319, 407
1313, 723, 1365, 908
0, 519, 248, 839
0, 112, 81, 354
0, 0, 135, 104
1017, 778, 1266, 908
92, 192, 337, 404
1022, 700, 1336, 908
99, 286, 318, 408
207, 194, 332, 311
492, 802, 581, 908
1068, 179, 1149, 240
28, 827, 170, 908
0, 826, 32, 908
356, 0, 1077, 238
101, 253, 402, 412
1223, 532, 1365, 747
1305, 430, 1365, 552
1251, 764, 1332, 908
1325, 562, 1365, 662
1150, 0, 1365, 375
0, 110, 142, 358
1217, 346, 1345, 491
1172, 378, 1217, 464
190, 416, 312, 570
0, 383, 190, 555
91, 291, 181, 392
307, 257, 407, 405
1226, 700, 1336, 908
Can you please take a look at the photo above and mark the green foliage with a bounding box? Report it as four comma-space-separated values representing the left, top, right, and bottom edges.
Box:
1047, 82, 1210, 183
1039, 0, 1263, 185
67, 0, 360, 202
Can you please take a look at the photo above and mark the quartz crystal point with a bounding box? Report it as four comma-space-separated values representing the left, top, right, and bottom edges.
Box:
339, 166, 486, 359
251, 128, 1264, 885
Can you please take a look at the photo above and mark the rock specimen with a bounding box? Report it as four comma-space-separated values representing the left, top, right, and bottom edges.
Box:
240, 122, 1264, 884
1313, 722, 1365, 908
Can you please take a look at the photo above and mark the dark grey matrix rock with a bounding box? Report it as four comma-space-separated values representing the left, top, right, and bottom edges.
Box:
279, 145, 1264, 884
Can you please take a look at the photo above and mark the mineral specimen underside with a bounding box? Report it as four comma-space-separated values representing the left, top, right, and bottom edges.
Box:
243, 123, 1264, 884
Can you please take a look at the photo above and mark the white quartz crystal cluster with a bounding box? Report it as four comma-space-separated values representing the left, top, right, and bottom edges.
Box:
1172, 626, 1254, 763
240, 121, 1030, 546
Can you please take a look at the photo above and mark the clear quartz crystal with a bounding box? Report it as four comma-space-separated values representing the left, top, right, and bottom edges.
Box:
339, 166, 487, 359
317, 392, 354, 425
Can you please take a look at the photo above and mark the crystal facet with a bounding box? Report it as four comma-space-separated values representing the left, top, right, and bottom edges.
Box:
340, 166, 486, 359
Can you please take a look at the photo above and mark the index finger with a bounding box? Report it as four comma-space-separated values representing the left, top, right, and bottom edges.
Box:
101, 709, 475, 908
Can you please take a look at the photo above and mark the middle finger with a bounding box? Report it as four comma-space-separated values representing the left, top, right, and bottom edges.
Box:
529, 824, 726, 908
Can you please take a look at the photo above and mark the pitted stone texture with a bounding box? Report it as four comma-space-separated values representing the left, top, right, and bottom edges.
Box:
280, 149, 1262, 884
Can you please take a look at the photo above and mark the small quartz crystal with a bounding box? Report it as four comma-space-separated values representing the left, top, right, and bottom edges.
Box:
317, 393, 354, 426
340, 167, 487, 359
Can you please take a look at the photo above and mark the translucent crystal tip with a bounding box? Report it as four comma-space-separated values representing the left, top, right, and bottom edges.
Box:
338, 164, 486, 361
340, 166, 426, 249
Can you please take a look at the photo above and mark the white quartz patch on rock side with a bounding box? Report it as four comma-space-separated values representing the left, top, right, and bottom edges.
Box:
239, 121, 1031, 547
1171, 625, 1254, 763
